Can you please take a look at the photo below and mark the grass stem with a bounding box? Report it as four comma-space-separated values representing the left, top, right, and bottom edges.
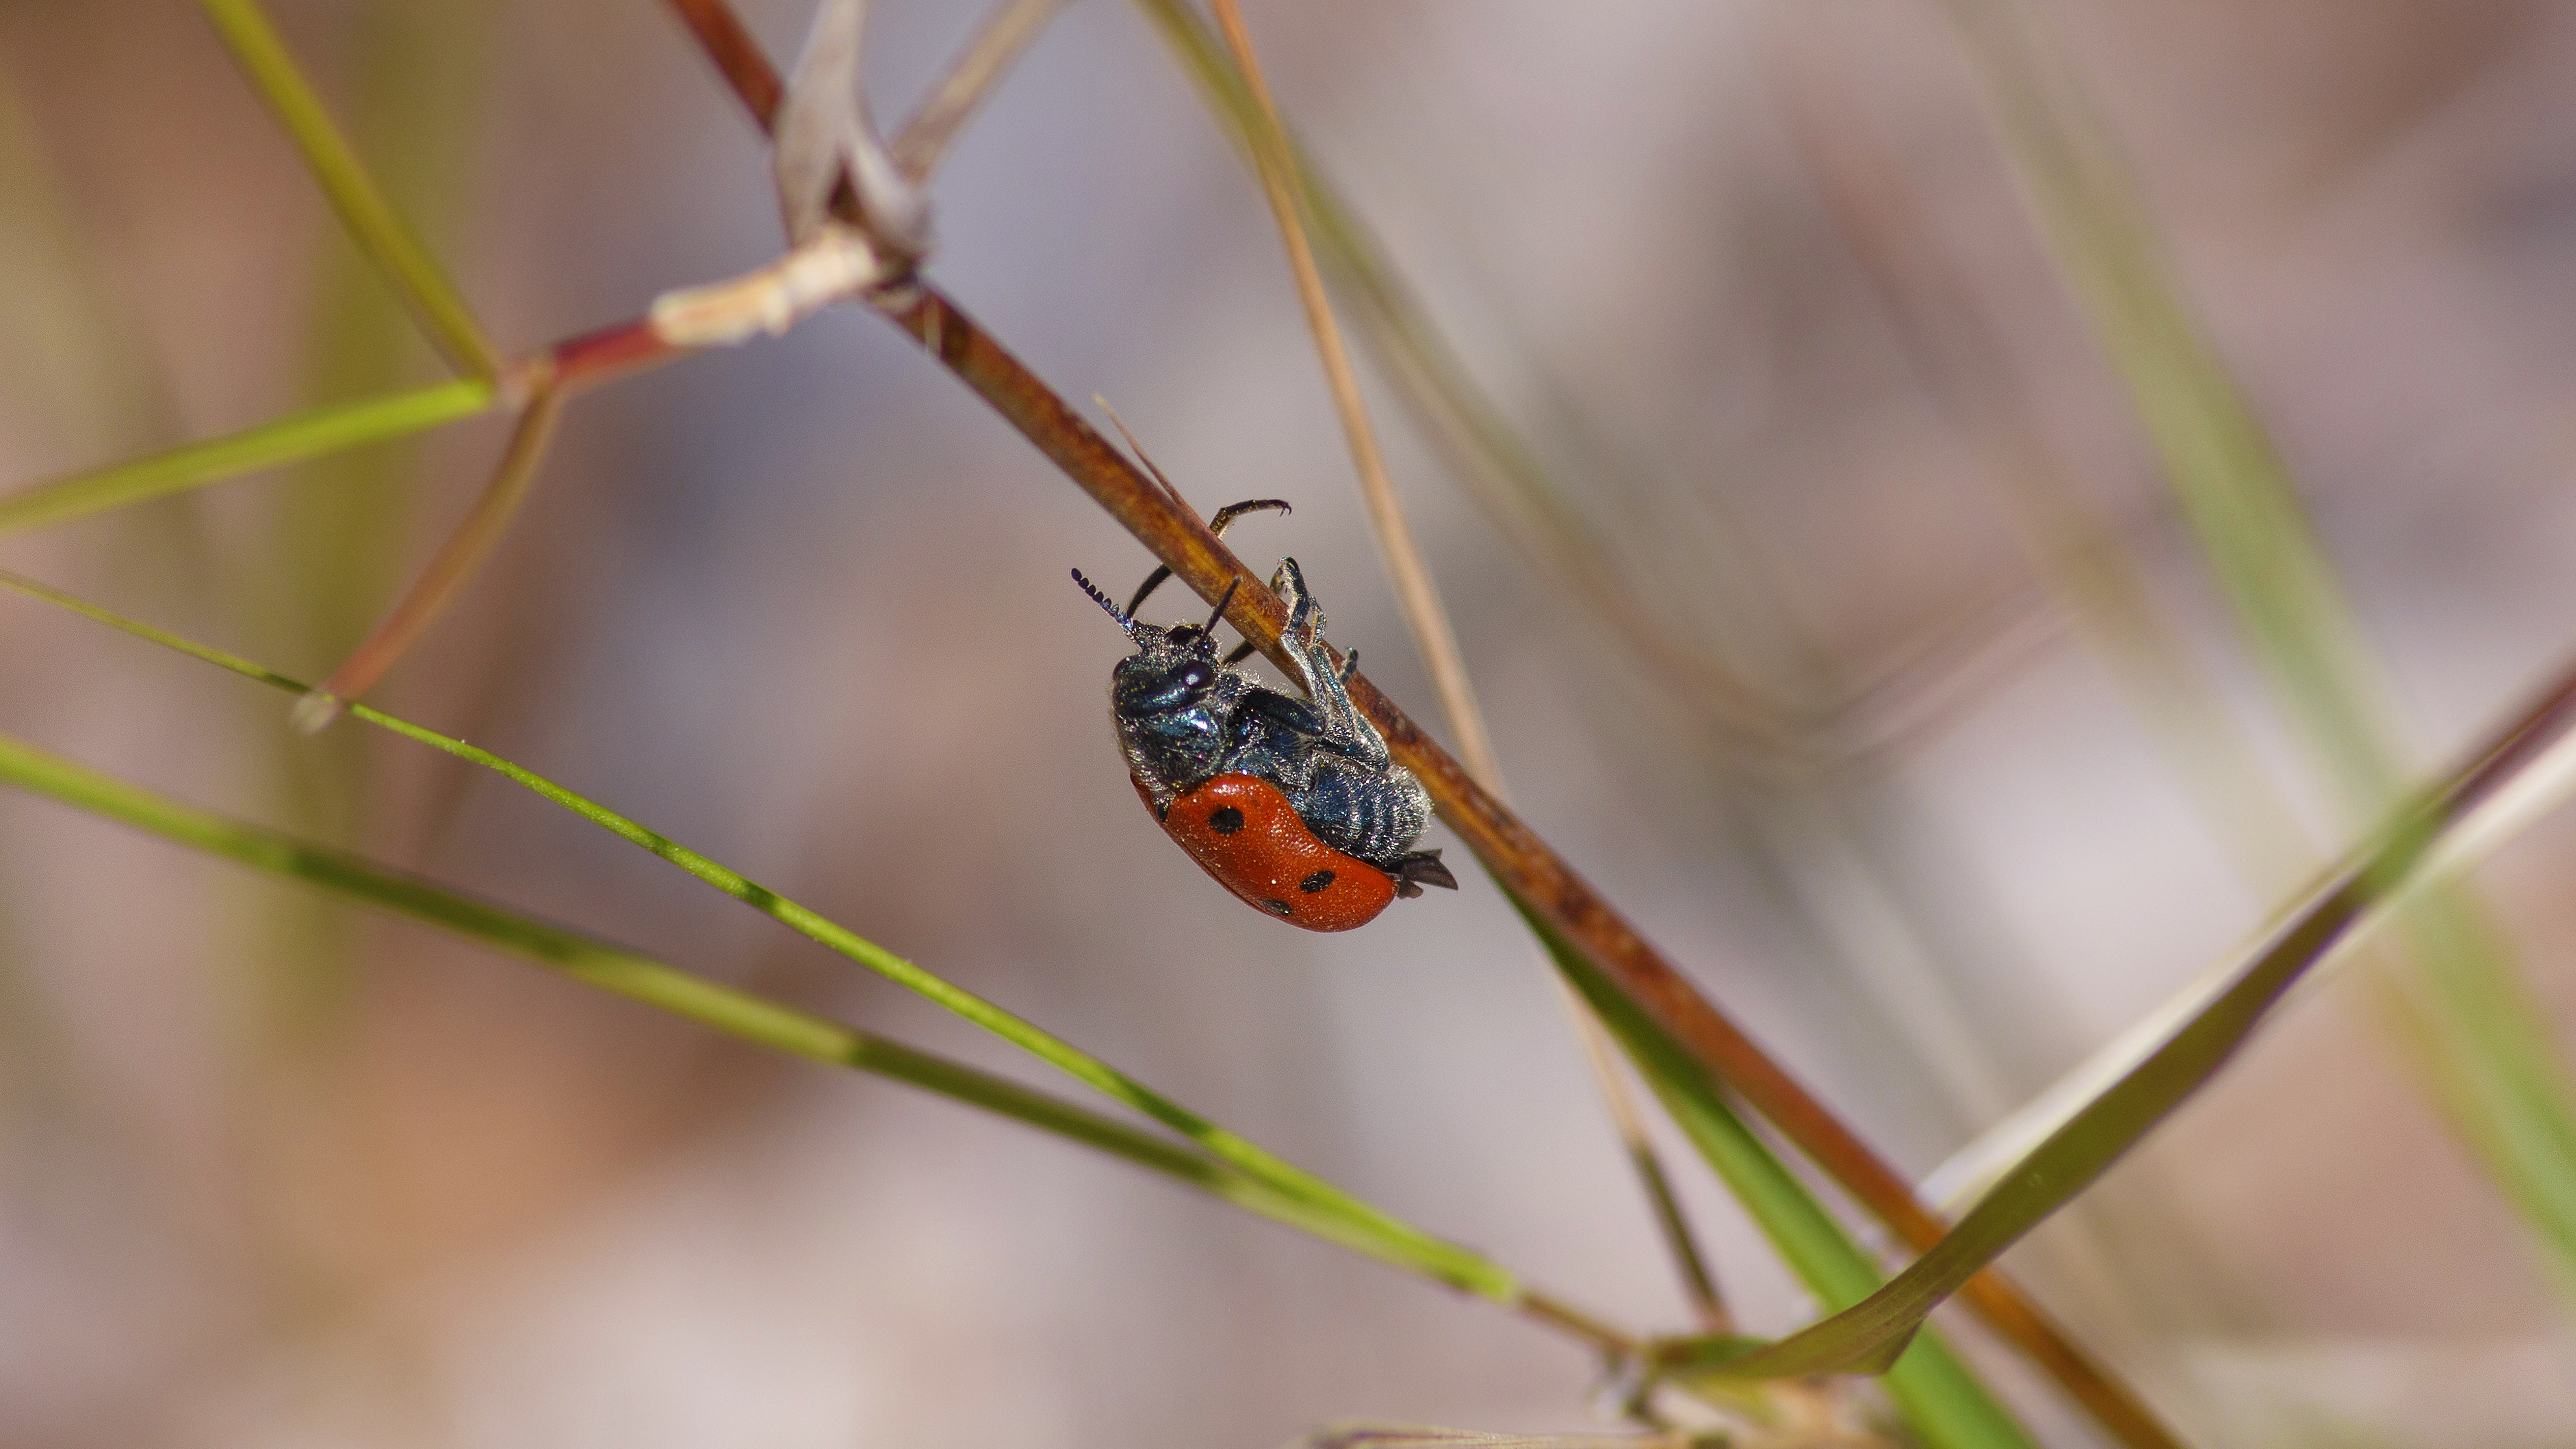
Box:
0, 718, 1531, 1308
198, 0, 498, 380
0, 566, 1538, 1310
295, 379, 563, 727
653, 5, 2159, 1436
1203, 0, 1725, 1335
0, 379, 495, 536
888, 0, 1063, 182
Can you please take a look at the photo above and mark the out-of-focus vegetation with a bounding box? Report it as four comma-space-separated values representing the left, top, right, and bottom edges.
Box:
7, 1, 2576, 1446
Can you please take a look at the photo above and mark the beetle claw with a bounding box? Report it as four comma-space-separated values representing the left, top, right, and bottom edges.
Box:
1389, 849, 1458, 895
1272, 556, 1324, 647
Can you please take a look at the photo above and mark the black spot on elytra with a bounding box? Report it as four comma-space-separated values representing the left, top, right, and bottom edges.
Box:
1262, 898, 1293, 916
1298, 869, 1335, 893
1208, 806, 1246, 835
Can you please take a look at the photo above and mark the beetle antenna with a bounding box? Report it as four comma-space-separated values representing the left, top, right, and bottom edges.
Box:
1070, 568, 1135, 634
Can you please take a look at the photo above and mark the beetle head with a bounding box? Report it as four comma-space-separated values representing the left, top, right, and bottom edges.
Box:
1075, 571, 1239, 714
1109, 618, 1226, 717
1077, 569, 1247, 788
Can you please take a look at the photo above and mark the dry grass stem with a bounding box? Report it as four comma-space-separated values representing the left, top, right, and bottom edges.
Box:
1203, 0, 1725, 1331
301, 0, 1058, 713
1204, 0, 1494, 784
890, 0, 1064, 181
294, 379, 564, 731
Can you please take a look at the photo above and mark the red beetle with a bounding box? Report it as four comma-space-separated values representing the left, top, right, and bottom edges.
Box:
1074, 501, 1455, 930
1134, 773, 1402, 931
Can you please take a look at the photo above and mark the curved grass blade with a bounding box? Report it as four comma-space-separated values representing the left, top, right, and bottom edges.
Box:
0, 569, 1521, 1307
1648, 656, 2576, 1378
1514, 898, 2038, 1449
1943, 0, 2576, 1292
1930, 639, 2576, 1212
0, 379, 495, 537
0, 726, 1495, 1277
294, 381, 563, 730
198, 0, 498, 379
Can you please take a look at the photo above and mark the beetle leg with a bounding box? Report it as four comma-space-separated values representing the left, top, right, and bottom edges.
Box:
1124, 498, 1294, 619
1272, 559, 1391, 769
1267, 558, 1330, 698
1274, 556, 1324, 641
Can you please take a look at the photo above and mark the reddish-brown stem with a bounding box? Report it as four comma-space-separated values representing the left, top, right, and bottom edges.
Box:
881, 282, 2163, 1433
665, 0, 785, 129
298, 316, 684, 718
298, 383, 567, 730
543, 316, 693, 395
654, 6, 2178, 1447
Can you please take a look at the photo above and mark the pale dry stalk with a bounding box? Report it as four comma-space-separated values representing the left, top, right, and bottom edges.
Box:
1205, 0, 1726, 1333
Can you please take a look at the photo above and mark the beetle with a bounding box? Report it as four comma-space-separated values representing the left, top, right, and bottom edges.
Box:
1073, 502, 1456, 930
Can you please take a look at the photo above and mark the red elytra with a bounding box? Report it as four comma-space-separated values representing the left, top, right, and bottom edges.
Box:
1133, 773, 1398, 932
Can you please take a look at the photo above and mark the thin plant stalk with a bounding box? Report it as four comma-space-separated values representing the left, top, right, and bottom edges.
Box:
1131, 0, 1805, 758
888, 0, 1062, 182
1119, 5, 2172, 1441
1203, 0, 1494, 785
0, 379, 495, 536
1942, 0, 2576, 1290
1664, 650, 2576, 1376
0, 567, 1601, 1332
654, 8, 2159, 1441
1527, 905, 2039, 1449
295, 379, 562, 728
1575, 1006, 1729, 1332
1200, 0, 1725, 1332
1927, 682, 2576, 1208
0, 721, 1566, 1311
279, 0, 1058, 710
197, 0, 498, 380
0, 314, 704, 541
8, 0, 1067, 695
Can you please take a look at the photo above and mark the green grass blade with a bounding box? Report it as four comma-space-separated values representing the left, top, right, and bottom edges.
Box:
198, 0, 498, 379
1514, 900, 2037, 1448
1940, 0, 2388, 796
1945, 0, 2576, 1287
0, 569, 1517, 1303
1618, 652, 2576, 1377
0, 723, 1460, 1274
0, 378, 494, 536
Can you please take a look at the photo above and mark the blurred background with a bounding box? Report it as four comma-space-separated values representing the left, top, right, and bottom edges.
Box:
5, 0, 2576, 1444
